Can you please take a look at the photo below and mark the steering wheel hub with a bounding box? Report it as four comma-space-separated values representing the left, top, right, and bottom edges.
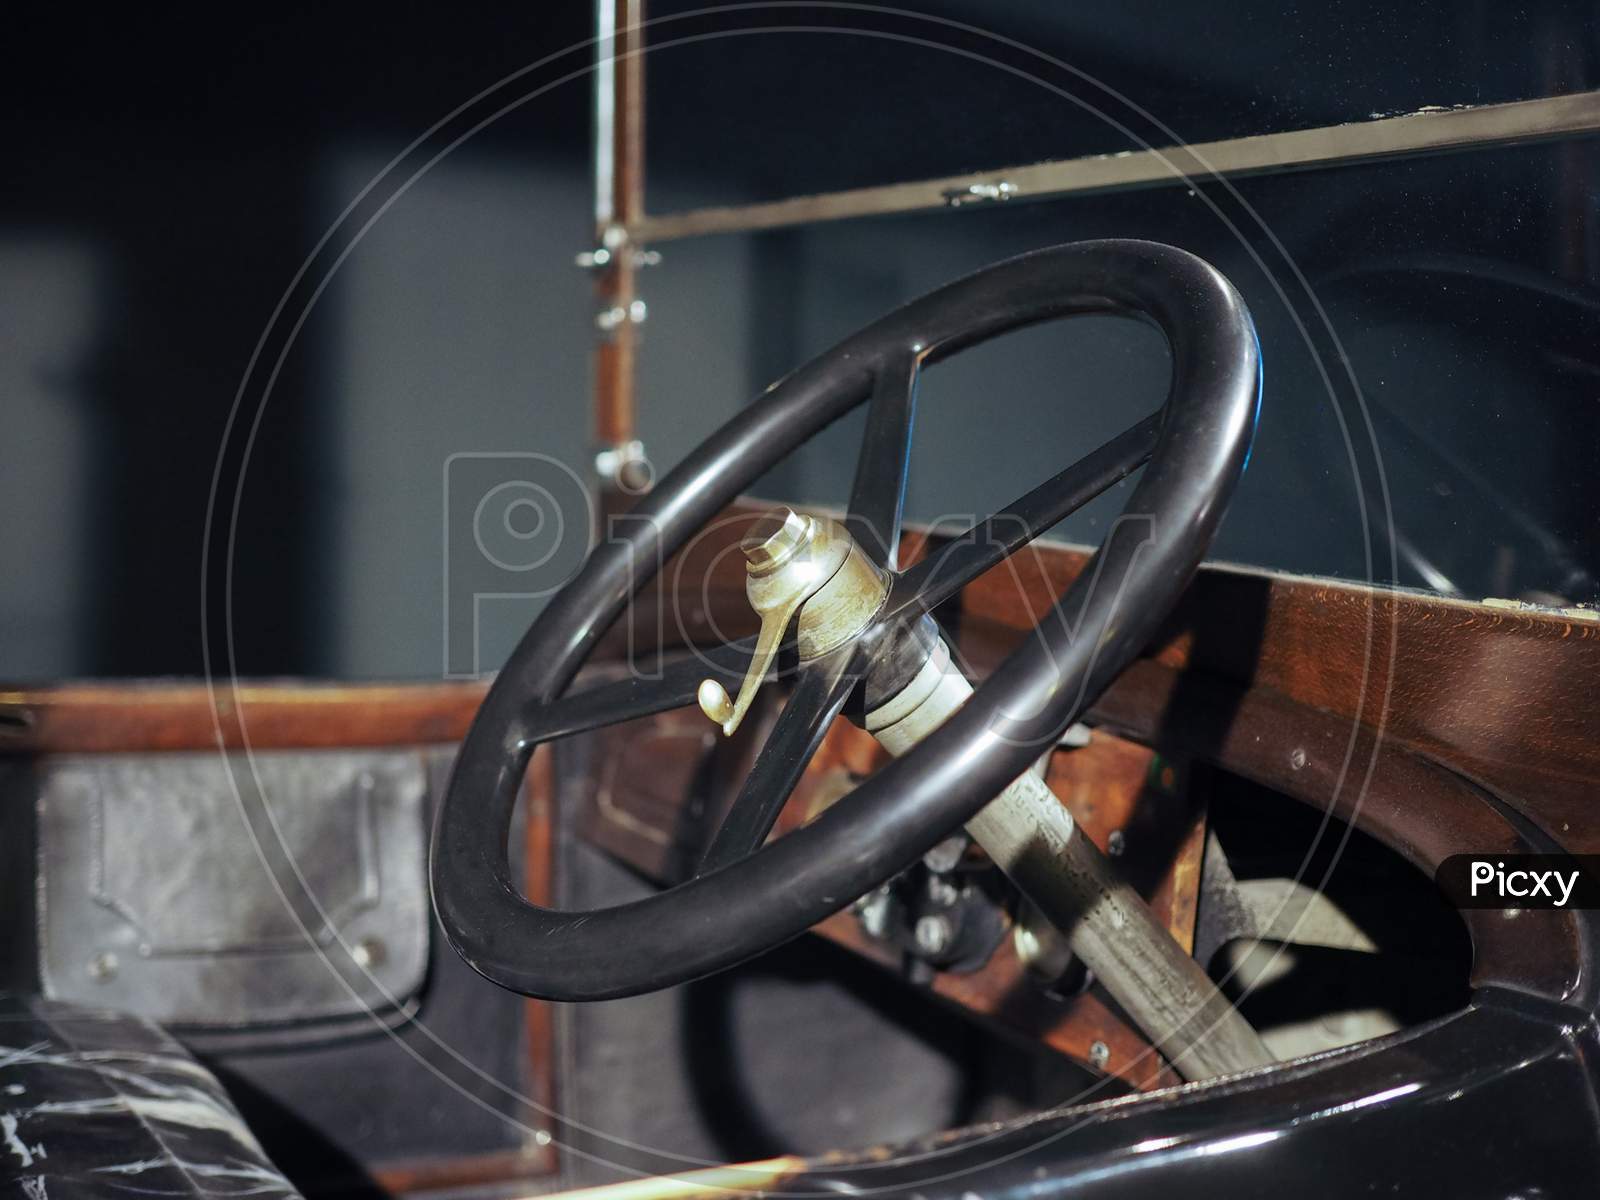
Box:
698, 508, 891, 737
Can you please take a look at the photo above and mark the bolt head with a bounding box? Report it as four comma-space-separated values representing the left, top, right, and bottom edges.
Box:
1088, 1040, 1111, 1069
914, 914, 953, 958
87, 951, 118, 983
857, 889, 892, 939
741, 508, 813, 574
1014, 925, 1043, 965
351, 937, 387, 969
922, 834, 967, 874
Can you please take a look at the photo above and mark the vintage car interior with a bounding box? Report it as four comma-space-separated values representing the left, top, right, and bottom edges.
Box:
5, 3, 1600, 1198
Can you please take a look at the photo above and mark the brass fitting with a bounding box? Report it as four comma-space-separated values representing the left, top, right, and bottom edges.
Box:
698, 508, 889, 736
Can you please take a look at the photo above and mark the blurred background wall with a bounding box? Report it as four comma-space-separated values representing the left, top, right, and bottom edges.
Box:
5, 2, 1598, 681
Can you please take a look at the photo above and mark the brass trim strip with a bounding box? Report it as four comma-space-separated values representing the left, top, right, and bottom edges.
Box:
531, 1156, 806, 1200
630, 90, 1600, 243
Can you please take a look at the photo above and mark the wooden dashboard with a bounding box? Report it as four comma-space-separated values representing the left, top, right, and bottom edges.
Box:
4, 504, 1597, 1106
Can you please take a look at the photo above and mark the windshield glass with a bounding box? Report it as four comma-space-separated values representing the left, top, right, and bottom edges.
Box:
639, 139, 1600, 607
644, 1, 1600, 209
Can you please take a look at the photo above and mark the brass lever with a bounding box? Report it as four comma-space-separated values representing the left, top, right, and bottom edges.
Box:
696, 591, 804, 737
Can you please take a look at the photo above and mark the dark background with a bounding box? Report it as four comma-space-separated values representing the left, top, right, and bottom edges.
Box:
5, 2, 1599, 683
4, 4, 596, 680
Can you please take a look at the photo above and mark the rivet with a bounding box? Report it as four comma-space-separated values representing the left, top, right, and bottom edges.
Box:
352, 936, 387, 969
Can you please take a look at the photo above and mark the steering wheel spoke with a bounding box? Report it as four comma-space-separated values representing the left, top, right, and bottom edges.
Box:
846, 351, 920, 569
697, 640, 868, 875
521, 641, 755, 744
887, 410, 1162, 619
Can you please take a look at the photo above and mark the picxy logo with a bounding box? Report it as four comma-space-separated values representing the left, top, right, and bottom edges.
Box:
1469, 860, 1578, 907
1436, 854, 1600, 910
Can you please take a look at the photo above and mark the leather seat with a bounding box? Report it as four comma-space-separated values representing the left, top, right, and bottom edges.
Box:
0, 993, 302, 1198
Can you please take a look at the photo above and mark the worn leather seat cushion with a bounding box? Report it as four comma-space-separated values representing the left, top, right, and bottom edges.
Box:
0, 994, 301, 1198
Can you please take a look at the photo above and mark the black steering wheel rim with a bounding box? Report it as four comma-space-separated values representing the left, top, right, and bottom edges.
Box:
431, 239, 1261, 1001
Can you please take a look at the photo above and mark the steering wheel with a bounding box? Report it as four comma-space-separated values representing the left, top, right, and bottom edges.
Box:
431, 239, 1260, 1002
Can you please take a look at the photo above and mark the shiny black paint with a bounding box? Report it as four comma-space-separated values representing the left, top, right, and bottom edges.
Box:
847, 350, 921, 569
430, 240, 1260, 1002
517, 641, 753, 745
775, 992, 1600, 1199
697, 638, 868, 874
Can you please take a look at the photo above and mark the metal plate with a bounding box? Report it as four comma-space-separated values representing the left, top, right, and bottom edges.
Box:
37, 750, 429, 1026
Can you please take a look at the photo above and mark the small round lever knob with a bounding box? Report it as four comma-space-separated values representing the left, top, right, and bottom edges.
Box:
697, 678, 737, 730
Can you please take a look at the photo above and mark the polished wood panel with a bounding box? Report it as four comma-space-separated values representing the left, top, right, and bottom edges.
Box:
521, 746, 560, 1173
944, 538, 1600, 851
1085, 658, 1585, 1003
0, 681, 488, 755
